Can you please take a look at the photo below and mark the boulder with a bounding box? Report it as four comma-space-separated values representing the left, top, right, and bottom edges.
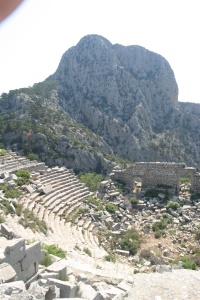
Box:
47, 278, 77, 298
0, 263, 16, 283
77, 281, 104, 300
46, 259, 67, 278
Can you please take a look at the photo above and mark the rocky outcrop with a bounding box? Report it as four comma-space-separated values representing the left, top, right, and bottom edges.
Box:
54, 35, 177, 160
52, 34, 200, 166
1, 35, 200, 170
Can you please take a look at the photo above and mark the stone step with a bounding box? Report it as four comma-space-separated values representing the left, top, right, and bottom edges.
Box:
41, 181, 82, 207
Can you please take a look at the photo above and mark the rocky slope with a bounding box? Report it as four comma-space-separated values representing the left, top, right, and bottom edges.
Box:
0, 83, 120, 173
1, 34, 200, 170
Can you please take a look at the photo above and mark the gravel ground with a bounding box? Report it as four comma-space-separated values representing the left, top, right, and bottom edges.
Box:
127, 269, 200, 300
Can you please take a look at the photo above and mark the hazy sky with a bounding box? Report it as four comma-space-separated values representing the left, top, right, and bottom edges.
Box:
0, 0, 199, 103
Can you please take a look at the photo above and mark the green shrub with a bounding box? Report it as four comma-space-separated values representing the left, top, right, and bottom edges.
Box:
14, 203, 23, 216
19, 208, 47, 234
168, 229, 176, 236
0, 184, 21, 199
16, 169, 30, 186
16, 178, 27, 186
154, 230, 164, 239
152, 220, 167, 232
40, 252, 53, 267
78, 172, 103, 192
83, 247, 92, 257
145, 223, 151, 229
0, 199, 23, 216
84, 196, 104, 210
0, 149, 6, 156
162, 213, 169, 219
0, 215, 5, 223
0, 199, 15, 214
70, 207, 89, 223
180, 178, 190, 184
4, 188, 21, 199
166, 200, 180, 210
191, 193, 200, 201
144, 223, 151, 233
105, 253, 116, 263
175, 257, 196, 270
27, 153, 39, 161
41, 244, 66, 258
116, 228, 141, 256
144, 188, 169, 200
16, 169, 30, 180
105, 203, 118, 214
130, 197, 139, 205
144, 189, 163, 198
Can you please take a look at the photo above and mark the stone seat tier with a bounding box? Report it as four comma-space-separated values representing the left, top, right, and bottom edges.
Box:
42, 181, 83, 207
47, 186, 89, 211
47, 213, 68, 249
38, 170, 73, 185
4, 161, 42, 173
55, 190, 90, 216
42, 174, 75, 189
30, 177, 77, 204
0, 161, 22, 171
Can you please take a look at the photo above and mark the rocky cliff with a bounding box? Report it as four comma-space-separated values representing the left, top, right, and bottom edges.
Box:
52, 34, 200, 166
1, 34, 200, 170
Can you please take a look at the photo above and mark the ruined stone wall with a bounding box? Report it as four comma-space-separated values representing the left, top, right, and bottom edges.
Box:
193, 173, 200, 192
112, 162, 186, 190
0, 236, 42, 283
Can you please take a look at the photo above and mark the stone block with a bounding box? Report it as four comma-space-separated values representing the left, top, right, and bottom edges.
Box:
0, 280, 25, 290
77, 281, 104, 300
1, 238, 25, 265
26, 263, 37, 280
0, 280, 26, 297
47, 278, 77, 298
115, 249, 129, 256
42, 184, 52, 194
39, 272, 60, 280
117, 281, 132, 292
155, 265, 172, 273
21, 241, 41, 270
17, 263, 36, 282
0, 262, 16, 282
0, 223, 18, 239
23, 184, 34, 193
12, 262, 21, 274
46, 259, 67, 278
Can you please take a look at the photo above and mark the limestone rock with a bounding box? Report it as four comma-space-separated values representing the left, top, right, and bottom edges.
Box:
0, 263, 16, 283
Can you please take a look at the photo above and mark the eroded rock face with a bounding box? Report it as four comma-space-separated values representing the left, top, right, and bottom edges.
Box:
2, 34, 200, 169
54, 34, 179, 162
